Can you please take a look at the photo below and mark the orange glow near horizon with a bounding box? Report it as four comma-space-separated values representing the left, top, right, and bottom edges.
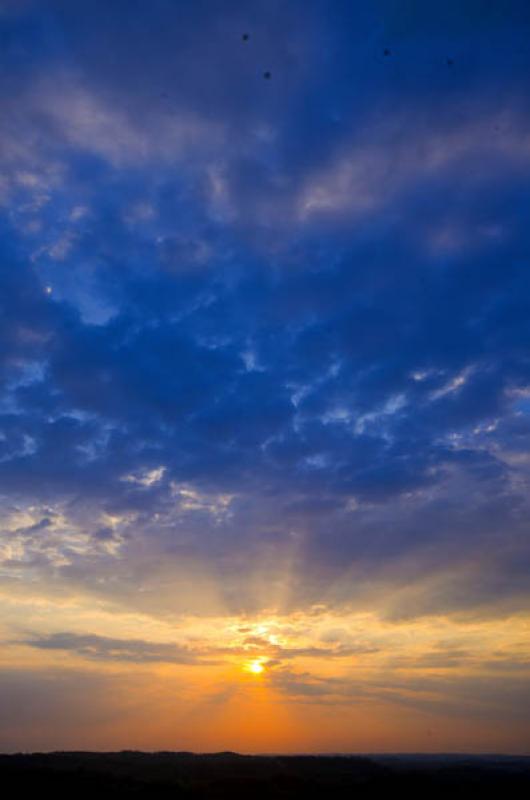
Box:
1, 588, 530, 753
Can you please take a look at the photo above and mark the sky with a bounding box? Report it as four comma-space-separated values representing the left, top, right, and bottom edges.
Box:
1, 0, 530, 754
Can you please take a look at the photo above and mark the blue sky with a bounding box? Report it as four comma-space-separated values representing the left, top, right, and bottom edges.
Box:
1, 0, 530, 752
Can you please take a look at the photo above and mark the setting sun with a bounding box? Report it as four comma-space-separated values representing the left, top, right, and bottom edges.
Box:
246, 659, 266, 675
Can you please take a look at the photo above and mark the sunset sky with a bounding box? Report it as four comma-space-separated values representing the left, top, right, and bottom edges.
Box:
1, 0, 530, 754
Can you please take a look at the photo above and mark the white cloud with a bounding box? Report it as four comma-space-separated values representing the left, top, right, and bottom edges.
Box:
122, 466, 166, 487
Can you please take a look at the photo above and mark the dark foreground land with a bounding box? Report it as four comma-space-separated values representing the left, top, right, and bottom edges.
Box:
1, 751, 529, 799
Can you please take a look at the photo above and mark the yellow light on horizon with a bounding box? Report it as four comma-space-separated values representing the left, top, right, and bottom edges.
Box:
246, 659, 265, 675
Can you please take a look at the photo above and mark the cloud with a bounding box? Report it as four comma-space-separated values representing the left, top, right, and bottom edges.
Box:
268, 665, 530, 724
21, 632, 206, 664
0, 0, 530, 627
296, 108, 530, 229
31, 76, 226, 170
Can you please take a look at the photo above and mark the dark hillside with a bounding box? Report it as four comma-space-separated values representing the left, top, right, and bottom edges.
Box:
1, 752, 529, 799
